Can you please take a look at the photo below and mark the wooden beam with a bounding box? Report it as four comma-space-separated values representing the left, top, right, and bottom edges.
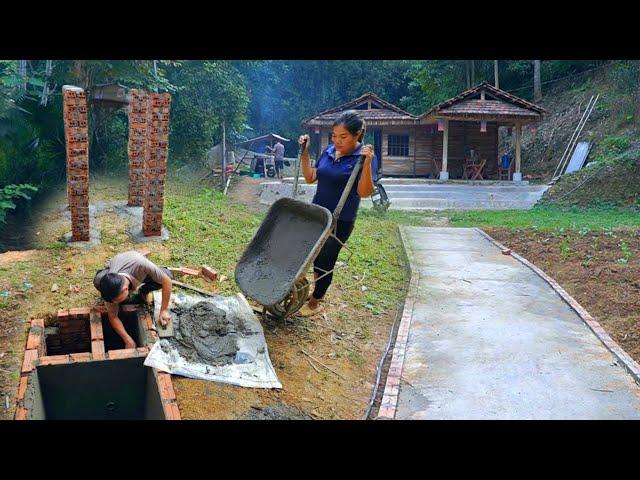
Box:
441, 119, 449, 179
413, 127, 417, 177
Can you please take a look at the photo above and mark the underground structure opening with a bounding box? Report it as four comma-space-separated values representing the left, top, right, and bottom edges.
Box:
100, 311, 143, 351
25, 357, 166, 420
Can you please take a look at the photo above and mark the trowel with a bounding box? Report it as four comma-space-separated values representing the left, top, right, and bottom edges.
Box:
152, 290, 175, 338
154, 309, 175, 338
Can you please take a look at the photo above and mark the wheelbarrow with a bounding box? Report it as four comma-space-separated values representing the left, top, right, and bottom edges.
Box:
235, 150, 365, 319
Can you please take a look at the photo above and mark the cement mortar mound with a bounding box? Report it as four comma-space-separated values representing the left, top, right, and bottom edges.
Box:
168, 301, 261, 366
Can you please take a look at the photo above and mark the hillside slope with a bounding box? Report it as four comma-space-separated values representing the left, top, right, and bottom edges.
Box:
502, 63, 640, 209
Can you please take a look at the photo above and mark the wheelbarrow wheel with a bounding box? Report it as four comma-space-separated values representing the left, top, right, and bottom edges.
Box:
266, 277, 310, 319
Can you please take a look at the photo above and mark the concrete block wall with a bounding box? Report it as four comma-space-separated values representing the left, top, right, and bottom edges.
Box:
63, 86, 90, 241
143, 93, 171, 236
128, 89, 150, 207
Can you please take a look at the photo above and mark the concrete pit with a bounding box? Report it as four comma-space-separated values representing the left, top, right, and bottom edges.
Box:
25, 357, 165, 420
15, 307, 180, 420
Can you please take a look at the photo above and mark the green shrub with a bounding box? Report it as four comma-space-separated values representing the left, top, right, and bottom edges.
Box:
0, 183, 37, 224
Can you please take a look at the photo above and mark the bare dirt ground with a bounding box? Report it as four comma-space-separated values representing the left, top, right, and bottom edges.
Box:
172, 175, 400, 419
0, 175, 401, 420
487, 227, 640, 363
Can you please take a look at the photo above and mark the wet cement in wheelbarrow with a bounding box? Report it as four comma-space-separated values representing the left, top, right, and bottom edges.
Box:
235, 200, 330, 306
164, 301, 260, 366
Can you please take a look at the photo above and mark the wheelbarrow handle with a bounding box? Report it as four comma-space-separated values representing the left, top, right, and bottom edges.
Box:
292, 138, 308, 199
332, 155, 365, 226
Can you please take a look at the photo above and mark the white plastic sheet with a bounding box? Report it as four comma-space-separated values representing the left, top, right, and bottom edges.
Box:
144, 291, 282, 389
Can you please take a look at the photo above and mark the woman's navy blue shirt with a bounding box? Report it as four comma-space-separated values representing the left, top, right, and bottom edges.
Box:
311, 143, 379, 222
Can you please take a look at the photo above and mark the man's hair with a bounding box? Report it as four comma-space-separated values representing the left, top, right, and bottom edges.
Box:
98, 273, 126, 302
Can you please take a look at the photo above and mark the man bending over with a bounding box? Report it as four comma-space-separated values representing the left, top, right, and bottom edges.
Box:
94, 251, 173, 348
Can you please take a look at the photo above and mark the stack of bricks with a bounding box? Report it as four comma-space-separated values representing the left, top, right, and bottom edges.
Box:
15, 305, 180, 420
143, 93, 171, 236
62, 86, 90, 241
127, 89, 150, 207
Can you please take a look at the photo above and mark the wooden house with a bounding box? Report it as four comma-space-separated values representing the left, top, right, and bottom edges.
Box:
302, 83, 546, 181
301, 92, 420, 176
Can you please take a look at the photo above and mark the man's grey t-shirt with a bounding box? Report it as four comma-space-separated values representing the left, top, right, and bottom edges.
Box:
273, 142, 285, 161
93, 251, 167, 292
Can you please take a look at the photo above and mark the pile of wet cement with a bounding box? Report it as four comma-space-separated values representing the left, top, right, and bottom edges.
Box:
164, 301, 259, 366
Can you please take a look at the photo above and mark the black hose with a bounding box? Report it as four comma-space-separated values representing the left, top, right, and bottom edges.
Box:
362, 298, 403, 420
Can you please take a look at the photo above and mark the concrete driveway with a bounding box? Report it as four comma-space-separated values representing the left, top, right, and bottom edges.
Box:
260, 178, 549, 210
379, 227, 640, 419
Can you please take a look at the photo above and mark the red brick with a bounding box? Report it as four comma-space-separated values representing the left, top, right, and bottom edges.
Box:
165, 402, 181, 420
17, 376, 29, 401
70, 352, 92, 363
15, 407, 28, 420
201, 265, 218, 282
376, 407, 395, 419
57, 309, 70, 319
26, 329, 43, 351
92, 340, 105, 360
21, 349, 39, 373
107, 348, 138, 360
90, 311, 104, 341
69, 307, 91, 317
156, 373, 176, 401
39, 354, 71, 366
136, 347, 149, 356
32, 319, 45, 329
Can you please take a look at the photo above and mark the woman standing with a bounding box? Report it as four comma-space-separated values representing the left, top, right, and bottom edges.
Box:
297, 110, 378, 316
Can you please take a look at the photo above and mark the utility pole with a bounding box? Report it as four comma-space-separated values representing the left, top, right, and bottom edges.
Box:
221, 122, 227, 190
494, 60, 499, 89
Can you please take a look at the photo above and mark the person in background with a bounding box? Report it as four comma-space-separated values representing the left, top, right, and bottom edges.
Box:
266, 140, 286, 179
93, 251, 173, 348
297, 110, 378, 316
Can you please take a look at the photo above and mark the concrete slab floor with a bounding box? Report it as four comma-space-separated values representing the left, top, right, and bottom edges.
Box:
394, 227, 640, 420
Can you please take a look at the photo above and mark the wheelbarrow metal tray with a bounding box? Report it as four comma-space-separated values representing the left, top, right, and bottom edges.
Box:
235, 197, 333, 307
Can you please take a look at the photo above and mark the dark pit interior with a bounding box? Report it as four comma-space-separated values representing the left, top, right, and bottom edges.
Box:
101, 311, 143, 351
45, 316, 91, 356
45, 310, 144, 355
26, 357, 165, 419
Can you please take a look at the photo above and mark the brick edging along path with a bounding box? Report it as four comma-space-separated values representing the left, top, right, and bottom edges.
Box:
377, 226, 640, 420
473, 227, 640, 386
376, 226, 419, 420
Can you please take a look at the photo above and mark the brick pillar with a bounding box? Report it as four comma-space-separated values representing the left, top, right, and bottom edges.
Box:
143, 93, 171, 237
127, 89, 149, 206
62, 85, 90, 241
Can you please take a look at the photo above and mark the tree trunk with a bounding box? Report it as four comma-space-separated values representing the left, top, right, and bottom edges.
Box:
465, 61, 470, 89
533, 60, 542, 101
471, 60, 475, 86
494, 60, 499, 89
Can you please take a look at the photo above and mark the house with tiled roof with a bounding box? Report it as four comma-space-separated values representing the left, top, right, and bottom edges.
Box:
302, 83, 546, 181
